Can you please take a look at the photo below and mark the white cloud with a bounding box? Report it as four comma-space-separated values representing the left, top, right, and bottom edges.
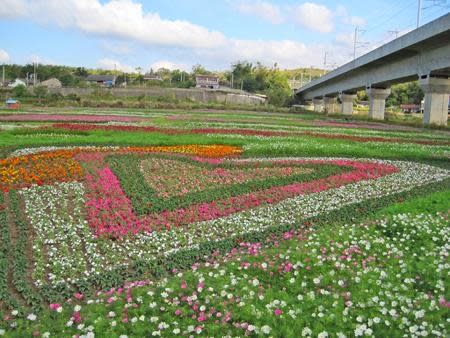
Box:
0, 0, 28, 18
2, 0, 368, 70
0, 49, 10, 63
8, 0, 228, 49
97, 58, 137, 73
150, 60, 189, 72
235, 0, 284, 24
293, 2, 334, 33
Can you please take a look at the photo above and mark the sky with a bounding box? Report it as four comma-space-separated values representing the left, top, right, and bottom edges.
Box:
0, 0, 448, 72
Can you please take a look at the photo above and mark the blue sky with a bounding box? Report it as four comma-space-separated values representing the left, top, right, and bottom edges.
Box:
0, 0, 448, 72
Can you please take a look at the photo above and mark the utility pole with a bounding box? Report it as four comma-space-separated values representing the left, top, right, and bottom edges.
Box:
323, 52, 328, 75
2, 65, 4, 87
353, 26, 358, 60
417, 0, 421, 28
231, 72, 234, 89
33, 62, 37, 86
240, 79, 243, 91
353, 26, 367, 60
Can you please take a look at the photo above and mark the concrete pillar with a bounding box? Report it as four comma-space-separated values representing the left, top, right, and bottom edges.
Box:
419, 76, 450, 126
313, 98, 324, 112
323, 96, 337, 114
367, 87, 391, 120
339, 93, 356, 115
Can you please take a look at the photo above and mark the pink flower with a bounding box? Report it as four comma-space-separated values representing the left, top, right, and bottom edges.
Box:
74, 293, 84, 300
198, 312, 207, 322
72, 311, 82, 324
49, 303, 61, 311
181, 281, 187, 289
175, 309, 182, 316
274, 309, 282, 316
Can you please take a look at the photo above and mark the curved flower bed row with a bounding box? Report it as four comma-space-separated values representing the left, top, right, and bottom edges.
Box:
0, 145, 242, 191
0, 114, 147, 123
51, 123, 450, 146
15, 152, 449, 292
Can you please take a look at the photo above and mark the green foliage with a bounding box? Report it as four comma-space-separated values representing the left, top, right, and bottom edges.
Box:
228, 61, 293, 106
386, 81, 424, 107
12, 84, 28, 97
33, 85, 48, 99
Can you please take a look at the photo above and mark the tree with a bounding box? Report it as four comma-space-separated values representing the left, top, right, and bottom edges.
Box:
191, 64, 209, 75
265, 71, 292, 106
34, 85, 48, 102
386, 81, 423, 107
12, 84, 28, 97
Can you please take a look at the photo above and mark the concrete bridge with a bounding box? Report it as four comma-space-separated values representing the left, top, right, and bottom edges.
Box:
295, 13, 450, 126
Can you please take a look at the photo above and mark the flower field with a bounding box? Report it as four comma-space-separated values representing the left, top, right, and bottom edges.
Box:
0, 108, 448, 337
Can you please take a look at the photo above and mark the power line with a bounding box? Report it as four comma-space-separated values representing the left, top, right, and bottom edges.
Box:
364, 0, 417, 33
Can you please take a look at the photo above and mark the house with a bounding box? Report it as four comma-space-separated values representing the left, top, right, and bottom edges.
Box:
143, 73, 163, 81
8, 79, 26, 88
5, 98, 20, 109
195, 75, 219, 89
400, 104, 421, 113
86, 75, 116, 87
39, 78, 62, 88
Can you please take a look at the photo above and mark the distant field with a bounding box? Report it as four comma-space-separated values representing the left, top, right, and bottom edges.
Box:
0, 108, 448, 337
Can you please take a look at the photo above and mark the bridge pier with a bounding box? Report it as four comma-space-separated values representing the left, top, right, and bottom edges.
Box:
339, 93, 356, 115
323, 96, 337, 114
313, 98, 324, 112
367, 87, 391, 121
419, 76, 449, 126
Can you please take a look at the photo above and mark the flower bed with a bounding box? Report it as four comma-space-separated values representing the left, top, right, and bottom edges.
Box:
51, 123, 450, 146
0, 114, 147, 123
7, 147, 447, 296
4, 212, 449, 337
0, 139, 448, 337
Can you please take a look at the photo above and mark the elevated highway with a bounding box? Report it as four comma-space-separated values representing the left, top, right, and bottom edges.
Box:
295, 13, 450, 125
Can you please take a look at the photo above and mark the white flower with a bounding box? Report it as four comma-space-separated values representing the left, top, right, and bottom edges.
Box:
74, 305, 81, 312
0, 329, 5, 336
119, 335, 129, 338
173, 328, 180, 334
302, 327, 312, 336
27, 314, 37, 321
261, 325, 271, 334
415, 310, 425, 319
318, 331, 328, 338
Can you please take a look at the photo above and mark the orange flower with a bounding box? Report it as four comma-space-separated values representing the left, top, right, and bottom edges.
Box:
0, 145, 242, 190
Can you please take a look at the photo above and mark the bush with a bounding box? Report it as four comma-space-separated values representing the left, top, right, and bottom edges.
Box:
12, 85, 28, 97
